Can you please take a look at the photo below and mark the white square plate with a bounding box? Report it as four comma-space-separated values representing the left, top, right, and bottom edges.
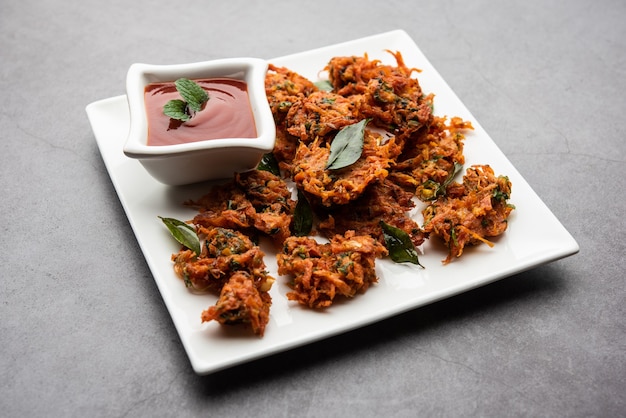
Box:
86, 30, 578, 375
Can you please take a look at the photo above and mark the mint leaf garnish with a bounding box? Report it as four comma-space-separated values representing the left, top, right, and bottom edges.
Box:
163, 78, 209, 122
175, 78, 209, 112
163, 99, 191, 122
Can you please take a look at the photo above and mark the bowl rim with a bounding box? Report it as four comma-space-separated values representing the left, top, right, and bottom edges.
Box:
123, 57, 275, 159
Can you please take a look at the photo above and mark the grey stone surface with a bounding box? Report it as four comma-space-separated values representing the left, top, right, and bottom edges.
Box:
1, 0, 624, 416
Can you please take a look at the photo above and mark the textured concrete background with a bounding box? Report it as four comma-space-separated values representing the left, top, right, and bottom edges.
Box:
1, 0, 624, 416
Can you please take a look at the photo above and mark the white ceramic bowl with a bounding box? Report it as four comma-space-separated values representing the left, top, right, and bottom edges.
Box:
124, 58, 275, 185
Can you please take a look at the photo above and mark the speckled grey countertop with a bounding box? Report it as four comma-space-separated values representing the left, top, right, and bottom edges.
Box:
1, 1, 624, 416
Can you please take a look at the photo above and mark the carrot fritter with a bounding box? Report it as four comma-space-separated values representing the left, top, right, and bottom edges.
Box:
188, 170, 296, 243
171, 227, 273, 293
325, 51, 433, 141
326, 51, 418, 97
277, 231, 387, 308
201, 271, 272, 336
172, 226, 274, 336
292, 129, 402, 206
234, 170, 295, 243
285, 91, 362, 143
187, 182, 255, 231
265, 64, 318, 125
422, 165, 514, 264
317, 179, 426, 248
390, 116, 473, 201
272, 127, 300, 172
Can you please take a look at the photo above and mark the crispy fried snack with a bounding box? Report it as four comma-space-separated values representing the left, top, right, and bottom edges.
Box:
422, 165, 514, 264
272, 127, 300, 173
201, 271, 272, 336
234, 170, 295, 243
317, 179, 426, 248
277, 231, 387, 308
172, 226, 274, 336
390, 116, 473, 200
326, 51, 417, 96
285, 91, 362, 142
326, 51, 432, 141
187, 182, 255, 230
166, 50, 516, 339
292, 130, 402, 206
171, 227, 273, 293
265, 63, 318, 125
189, 170, 296, 243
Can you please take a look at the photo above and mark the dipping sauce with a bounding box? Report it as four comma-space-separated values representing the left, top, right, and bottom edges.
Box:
144, 78, 257, 146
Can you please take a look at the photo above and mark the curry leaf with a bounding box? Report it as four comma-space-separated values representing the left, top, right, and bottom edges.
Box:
175, 78, 209, 112
380, 220, 424, 267
292, 189, 313, 237
325, 119, 369, 170
159, 216, 201, 256
257, 153, 281, 176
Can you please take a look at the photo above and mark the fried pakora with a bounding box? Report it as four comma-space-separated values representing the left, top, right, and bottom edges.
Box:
422, 165, 514, 264
171, 226, 274, 336
201, 271, 272, 336
316, 179, 426, 248
390, 116, 473, 201
265, 63, 318, 125
189, 169, 296, 243
285, 91, 362, 142
277, 231, 387, 308
326, 51, 433, 141
292, 129, 402, 206
171, 226, 273, 293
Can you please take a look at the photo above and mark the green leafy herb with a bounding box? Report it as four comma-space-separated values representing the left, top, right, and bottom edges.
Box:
292, 189, 313, 237
314, 79, 334, 91
492, 176, 511, 203
450, 225, 458, 247
159, 216, 201, 256
440, 162, 463, 193
325, 119, 369, 170
380, 220, 424, 267
419, 179, 440, 201
421, 161, 464, 201
492, 188, 509, 202
163, 100, 191, 122
257, 153, 281, 176
175, 78, 209, 111
163, 78, 209, 121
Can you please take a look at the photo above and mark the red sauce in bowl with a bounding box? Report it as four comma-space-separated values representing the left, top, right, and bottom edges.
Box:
144, 78, 257, 146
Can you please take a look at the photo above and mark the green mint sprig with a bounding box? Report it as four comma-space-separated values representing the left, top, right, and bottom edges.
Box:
163, 78, 209, 122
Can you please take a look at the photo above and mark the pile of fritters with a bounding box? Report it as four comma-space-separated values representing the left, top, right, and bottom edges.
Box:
172, 227, 274, 336
266, 51, 475, 248
167, 51, 514, 336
